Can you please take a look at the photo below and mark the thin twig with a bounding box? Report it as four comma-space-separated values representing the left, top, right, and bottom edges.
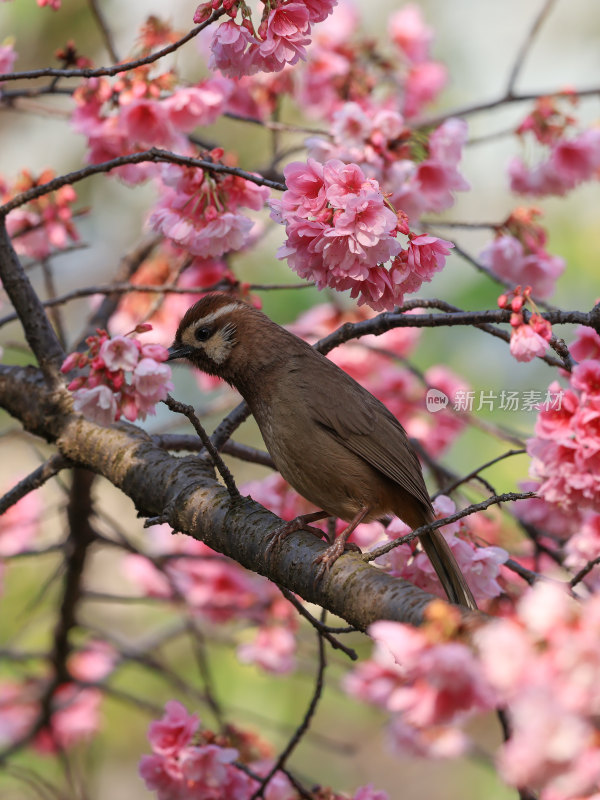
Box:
570, 556, 600, 588
250, 625, 327, 800
0, 10, 228, 83
364, 491, 537, 562
0, 454, 70, 516
434, 449, 527, 498
88, 0, 120, 63
279, 587, 358, 661
164, 395, 240, 498
0, 149, 284, 217
506, 0, 558, 95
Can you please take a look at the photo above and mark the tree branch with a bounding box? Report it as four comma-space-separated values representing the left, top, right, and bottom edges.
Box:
0, 219, 65, 382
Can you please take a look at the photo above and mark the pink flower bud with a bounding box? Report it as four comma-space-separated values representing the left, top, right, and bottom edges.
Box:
61, 352, 81, 373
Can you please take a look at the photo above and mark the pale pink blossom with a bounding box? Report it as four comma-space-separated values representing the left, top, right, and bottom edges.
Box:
209, 21, 258, 77
237, 626, 296, 674
303, 0, 337, 23
131, 358, 174, 415
403, 60, 447, 118
479, 234, 564, 299
68, 641, 117, 682
389, 4, 433, 62
570, 325, 600, 362
345, 617, 495, 757
72, 385, 118, 426
353, 785, 390, 800
180, 743, 237, 784
0, 485, 40, 556
510, 321, 551, 362
118, 98, 178, 148
509, 156, 574, 197
35, 685, 102, 752
98, 335, 140, 371
163, 76, 233, 131
149, 163, 268, 258
387, 717, 469, 758
147, 700, 198, 757
0, 42, 16, 78
256, 3, 312, 73
564, 513, 600, 586
550, 128, 600, 184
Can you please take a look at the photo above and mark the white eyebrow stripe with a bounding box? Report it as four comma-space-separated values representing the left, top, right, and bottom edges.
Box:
194, 303, 242, 327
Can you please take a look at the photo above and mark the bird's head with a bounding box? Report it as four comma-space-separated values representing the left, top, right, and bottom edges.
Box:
167, 293, 245, 374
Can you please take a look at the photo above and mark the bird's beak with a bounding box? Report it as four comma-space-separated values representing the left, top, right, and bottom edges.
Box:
167, 344, 193, 361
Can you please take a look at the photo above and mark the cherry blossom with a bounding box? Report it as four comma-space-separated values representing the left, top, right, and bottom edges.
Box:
0, 482, 41, 557
237, 625, 297, 674
3, 170, 80, 260
272, 157, 456, 310
149, 160, 269, 258
479, 208, 565, 298
389, 4, 434, 63
62, 327, 173, 424
527, 360, 600, 511
511, 94, 600, 197
0, 41, 16, 80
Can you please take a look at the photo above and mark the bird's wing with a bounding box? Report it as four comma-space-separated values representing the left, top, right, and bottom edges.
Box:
298, 350, 433, 512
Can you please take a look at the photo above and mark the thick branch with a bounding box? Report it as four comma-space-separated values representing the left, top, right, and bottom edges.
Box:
0, 220, 65, 382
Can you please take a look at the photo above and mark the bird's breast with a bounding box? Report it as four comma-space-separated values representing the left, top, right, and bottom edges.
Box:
248, 394, 395, 522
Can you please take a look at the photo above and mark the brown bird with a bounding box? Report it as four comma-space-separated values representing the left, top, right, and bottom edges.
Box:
168, 293, 477, 610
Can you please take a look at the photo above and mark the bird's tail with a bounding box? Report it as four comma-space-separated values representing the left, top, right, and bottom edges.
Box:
419, 528, 478, 611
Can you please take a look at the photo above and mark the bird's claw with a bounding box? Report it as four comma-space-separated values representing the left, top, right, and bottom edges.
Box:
265, 517, 326, 559
313, 540, 361, 582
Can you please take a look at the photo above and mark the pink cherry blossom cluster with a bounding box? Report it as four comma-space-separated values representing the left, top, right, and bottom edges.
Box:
0, 681, 102, 753
2, 169, 80, 260
306, 109, 470, 224
124, 523, 298, 674
194, 0, 337, 78
296, 2, 446, 121
148, 157, 269, 258
477, 582, 600, 798
498, 286, 553, 363
510, 94, 600, 197
479, 207, 565, 299
347, 582, 600, 798
344, 605, 495, 759
270, 157, 455, 310
72, 72, 234, 185
140, 700, 389, 800
0, 643, 114, 753
61, 326, 173, 426
527, 352, 600, 512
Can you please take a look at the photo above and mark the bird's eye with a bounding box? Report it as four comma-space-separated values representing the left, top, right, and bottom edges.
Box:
195, 326, 212, 342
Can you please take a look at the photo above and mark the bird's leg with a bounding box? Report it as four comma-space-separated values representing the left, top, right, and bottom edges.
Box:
313, 506, 370, 582
265, 510, 330, 555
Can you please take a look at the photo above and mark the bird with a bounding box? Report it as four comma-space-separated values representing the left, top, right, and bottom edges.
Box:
167, 293, 477, 610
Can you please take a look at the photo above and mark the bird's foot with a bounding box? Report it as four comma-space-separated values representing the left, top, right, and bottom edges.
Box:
313, 539, 362, 583
265, 511, 329, 557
